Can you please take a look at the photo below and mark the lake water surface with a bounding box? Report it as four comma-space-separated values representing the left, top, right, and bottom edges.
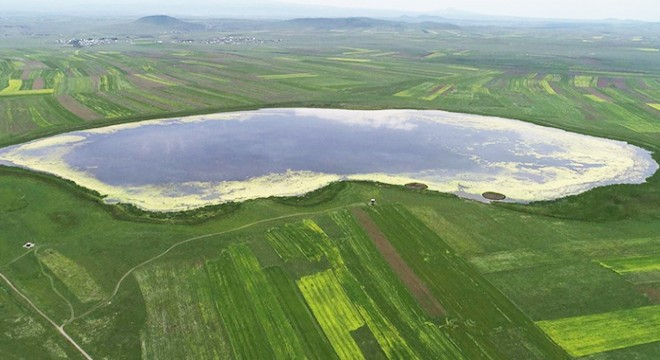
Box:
0, 108, 656, 211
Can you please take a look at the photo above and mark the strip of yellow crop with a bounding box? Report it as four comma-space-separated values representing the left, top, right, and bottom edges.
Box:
0, 79, 52, 96
423, 51, 445, 59
599, 254, 660, 274
370, 52, 398, 57
647, 103, 660, 111
0, 89, 54, 96
574, 75, 595, 87
134, 73, 177, 86
585, 94, 607, 103
537, 305, 660, 357
37, 249, 105, 303
342, 48, 377, 55
635, 48, 659, 52
447, 65, 479, 71
181, 60, 226, 69
1, 79, 23, 93
258, 73, 317, 80
540, 80, 557, 95
327, 57, 371, 63
298, 270, 365, 360
394, 82, 436, 97
422, 84, 452, 101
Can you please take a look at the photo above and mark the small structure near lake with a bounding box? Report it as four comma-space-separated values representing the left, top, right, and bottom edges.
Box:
405, 182, 429, 190
482, 192, 507, 201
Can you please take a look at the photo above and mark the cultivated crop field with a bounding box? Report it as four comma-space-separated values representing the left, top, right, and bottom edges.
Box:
0, 17, 659, 359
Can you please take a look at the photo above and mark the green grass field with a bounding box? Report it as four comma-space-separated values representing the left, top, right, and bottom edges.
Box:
537, 305, 660, 357
0, 17, 659, 359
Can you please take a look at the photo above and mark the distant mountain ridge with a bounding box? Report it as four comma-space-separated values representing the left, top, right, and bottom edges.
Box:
283, 17, 459, 30
134, 15, 204, 31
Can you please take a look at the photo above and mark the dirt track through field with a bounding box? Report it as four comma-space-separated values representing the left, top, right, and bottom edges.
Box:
352, 208, 446, 317
0, 272, 93, 360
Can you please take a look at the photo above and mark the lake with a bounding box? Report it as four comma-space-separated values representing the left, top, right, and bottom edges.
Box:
0, 108, 656, 211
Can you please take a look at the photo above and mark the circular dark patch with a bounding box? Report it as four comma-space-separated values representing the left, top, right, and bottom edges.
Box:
482, 192, 506, 201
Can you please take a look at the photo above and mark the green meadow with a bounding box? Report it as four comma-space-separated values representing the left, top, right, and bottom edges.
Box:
0, 17, 659, 359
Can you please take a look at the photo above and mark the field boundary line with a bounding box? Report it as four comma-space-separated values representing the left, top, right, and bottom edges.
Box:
0, 272, 94, 360
0, 249, 34, 268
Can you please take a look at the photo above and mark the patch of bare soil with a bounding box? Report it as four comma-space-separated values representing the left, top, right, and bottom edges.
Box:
352, 208, 446, 317
32, 78, 45, 90
613, 78, 629, 90
636, 285, 660, 304
56, 95, 102, 121
90, 75, 100, 91
597, 77, 610, 88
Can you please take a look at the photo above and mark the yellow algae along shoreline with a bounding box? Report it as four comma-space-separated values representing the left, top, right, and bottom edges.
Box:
0, 108, 657, 212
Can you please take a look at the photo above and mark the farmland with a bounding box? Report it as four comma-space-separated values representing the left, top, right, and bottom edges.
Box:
0, 16, 659, 360
537, 305, 660, 357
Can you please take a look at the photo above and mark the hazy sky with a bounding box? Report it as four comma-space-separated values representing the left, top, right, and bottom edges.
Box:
287, 0, 660, 20
3, 0, 660, 21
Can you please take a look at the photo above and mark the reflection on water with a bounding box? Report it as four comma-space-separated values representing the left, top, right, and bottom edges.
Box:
0, 108, 657, 211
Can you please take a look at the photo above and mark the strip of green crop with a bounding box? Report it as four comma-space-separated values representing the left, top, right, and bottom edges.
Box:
264, 266, 339, 360
327, 58, 371, 63
135, 264, 233, 360
259, 73, 318, 80
422, 84, 452, 101
470, 249, 555, 274
28, 106, 52, 127
265, 219, 327, 262
447, 65, 479, 71
207, 248, 273, 359
20, 79, 33, 90
70, 93, 134, 118
99, 74, 134, 92
134, 73, 177, 86
230, 244, 308, 358
298, 269, 366, 360
599, 254, 660, 274
537, 305, 660, 357
209, 244, 308, 359
37, 249, 104, 303
574, 75, 596, 87
181, 60, 226, 69
394, 82, 436, 97
540, 80, 557, 95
